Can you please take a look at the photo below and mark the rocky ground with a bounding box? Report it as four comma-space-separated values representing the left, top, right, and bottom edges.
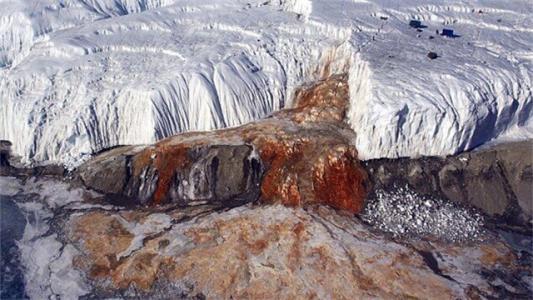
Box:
0, 76, 531, 299
364, 141, 533, 229
0, 175, 531, 299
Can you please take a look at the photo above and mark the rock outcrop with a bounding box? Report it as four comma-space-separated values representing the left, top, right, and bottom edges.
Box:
0, 140, 11, 167
365, 140, 533, 226
1, 146, 531, 299
64, 204, 530, 299
77, 75, 369, 213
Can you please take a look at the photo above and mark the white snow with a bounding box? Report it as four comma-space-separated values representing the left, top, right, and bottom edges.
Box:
18, 232, 89, 299
18, 234, 64, 300
16, 200, 87, 300
49, 244, 90, 299
12, 177, 97, 208
0, 0, 531, 166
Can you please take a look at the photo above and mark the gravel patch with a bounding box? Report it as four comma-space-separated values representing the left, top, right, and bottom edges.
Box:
361, 186, 485, 242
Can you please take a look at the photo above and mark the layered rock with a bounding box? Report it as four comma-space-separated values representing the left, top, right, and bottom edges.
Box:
77, 75, 369, 213
365, 140, 533, 226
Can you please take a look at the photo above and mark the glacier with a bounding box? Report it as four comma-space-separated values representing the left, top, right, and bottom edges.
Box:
0, 0, 531, 167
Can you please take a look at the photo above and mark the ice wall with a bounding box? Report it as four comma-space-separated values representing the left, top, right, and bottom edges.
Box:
0, 0, 531, 167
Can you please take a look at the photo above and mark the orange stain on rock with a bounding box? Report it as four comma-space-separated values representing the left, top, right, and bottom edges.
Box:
151, 145, 189, 205
257, 139, 305, 207
313, 149, 369, 213
109, 74, 369, 213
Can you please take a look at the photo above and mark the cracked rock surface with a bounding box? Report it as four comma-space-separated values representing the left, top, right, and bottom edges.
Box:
0, 175, 531, 299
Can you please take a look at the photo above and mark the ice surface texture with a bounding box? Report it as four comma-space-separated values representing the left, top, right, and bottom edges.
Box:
1, 0, 531, 167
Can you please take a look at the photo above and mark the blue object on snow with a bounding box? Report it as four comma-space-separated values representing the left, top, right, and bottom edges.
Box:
409, 20, 426, 29
441, 28, 459, 38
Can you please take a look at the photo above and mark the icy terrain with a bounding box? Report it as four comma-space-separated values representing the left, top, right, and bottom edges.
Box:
0, 0, 531, 166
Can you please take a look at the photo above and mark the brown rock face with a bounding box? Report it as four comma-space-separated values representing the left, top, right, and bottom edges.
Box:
70, 211, 135, 279
78, 75, 369, 213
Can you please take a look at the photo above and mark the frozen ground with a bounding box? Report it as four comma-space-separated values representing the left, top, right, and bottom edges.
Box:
0, 0, 531, 167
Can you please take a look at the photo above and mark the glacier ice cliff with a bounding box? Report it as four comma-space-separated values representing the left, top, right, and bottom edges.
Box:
0, 0, 531, 167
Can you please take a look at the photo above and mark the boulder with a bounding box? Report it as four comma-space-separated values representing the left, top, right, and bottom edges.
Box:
77, 146, 144, 195
427, 52, 438, 59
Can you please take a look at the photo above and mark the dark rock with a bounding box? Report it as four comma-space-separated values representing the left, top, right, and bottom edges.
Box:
409, 20, 426, 29
77, 145, 143, 195
364, 141, 533, 227
494, 143, 533, 218
167, 145, 263, 206
77, 144, 264, 208
462, 152, 510, 216
427, 52, 438, 59
0, 140, 12, 167
438, 162, 466, 202
406, 161, 435, 193
127, 163, 159, 204
210, 146, 263, 203
33, 164, 67, 177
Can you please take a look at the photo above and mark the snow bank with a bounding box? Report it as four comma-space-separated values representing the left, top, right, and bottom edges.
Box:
0, 0, 531, 166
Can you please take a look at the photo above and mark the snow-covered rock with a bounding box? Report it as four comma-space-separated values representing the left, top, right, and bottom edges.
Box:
0, 0, 531, 166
